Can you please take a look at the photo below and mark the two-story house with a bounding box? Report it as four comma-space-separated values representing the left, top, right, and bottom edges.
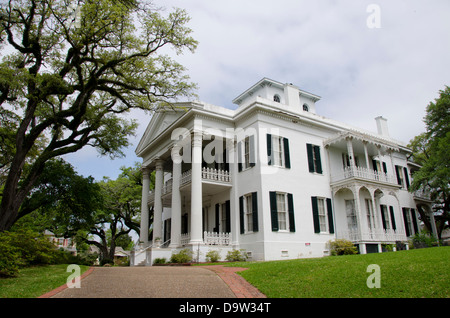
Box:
130, 78, 434, 265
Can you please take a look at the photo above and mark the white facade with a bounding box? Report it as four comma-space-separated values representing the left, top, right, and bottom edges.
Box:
132, 78, 433, 265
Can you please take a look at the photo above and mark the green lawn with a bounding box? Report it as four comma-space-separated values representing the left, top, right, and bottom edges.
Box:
231, 247, 449, 298
0, 264, 90, 298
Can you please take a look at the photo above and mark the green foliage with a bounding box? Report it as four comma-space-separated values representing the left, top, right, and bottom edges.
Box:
0, 0, 197, 231
153, 258, 167, 265
328, 239, 358, 256
408, 86, 450, 238
225, 249, 248, 262
205, 250, 221, 263
0, 229, 60, 277
410, 231, 439, 248
170, 249, 193, 263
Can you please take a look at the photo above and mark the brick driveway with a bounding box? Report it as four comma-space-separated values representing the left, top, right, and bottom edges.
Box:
39, 266, 266, 298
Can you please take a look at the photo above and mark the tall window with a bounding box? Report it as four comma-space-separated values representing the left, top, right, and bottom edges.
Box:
269, 191, 295, 232
239, 192, 258, 234
274, 94, 281, 103
365, 199, 375, 229
311, 197, 334, 234
306, 144, 322, 174
277, 193, 288, 231
345, 200, 358, 231
267, 134, 291, 168
272, 136, 284, 167
244, 136, 250, 169
317, 198, 328, 233
238, 135, 255, 172
380, 205, 391, 230
245, 194, 253, 232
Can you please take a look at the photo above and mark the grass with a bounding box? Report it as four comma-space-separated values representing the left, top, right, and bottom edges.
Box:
227, 247, 449, 298
0, 264, 90, 298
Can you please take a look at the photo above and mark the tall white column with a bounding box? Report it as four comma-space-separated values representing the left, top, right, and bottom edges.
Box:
170, 146, 182, 247
139, 167, 151, 245
153, 159, 164, 246
190, 131, 203, 244
228, 138, 239, 246
346, 137, 356, 168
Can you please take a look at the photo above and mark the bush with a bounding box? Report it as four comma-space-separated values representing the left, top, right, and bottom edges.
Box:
170, 249, 193, 263
0, 233, 23, 277
205, 250, 221, 263
411, 231, 438, 248
328, 239, 358, 256
225, 249, 247, 262
153, 257, 167, 265
0, 229, 67, 277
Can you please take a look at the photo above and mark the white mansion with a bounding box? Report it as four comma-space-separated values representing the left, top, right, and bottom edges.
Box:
131, 78, 435, 265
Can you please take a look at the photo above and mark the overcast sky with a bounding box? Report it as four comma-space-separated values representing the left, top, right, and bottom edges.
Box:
64, 0, 450, 180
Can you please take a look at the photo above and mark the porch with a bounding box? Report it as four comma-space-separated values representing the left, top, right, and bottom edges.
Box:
337, 228, 406, 243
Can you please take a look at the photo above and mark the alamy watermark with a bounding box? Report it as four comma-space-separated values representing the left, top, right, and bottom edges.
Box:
366, 264, 381, 288
366, 4, 381, 29
66, 264, 81, 288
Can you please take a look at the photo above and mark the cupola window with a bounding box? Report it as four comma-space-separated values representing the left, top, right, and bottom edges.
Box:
273, 94, 281, 103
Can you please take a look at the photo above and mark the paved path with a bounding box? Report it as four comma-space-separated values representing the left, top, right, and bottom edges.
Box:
40, 266, 266, 298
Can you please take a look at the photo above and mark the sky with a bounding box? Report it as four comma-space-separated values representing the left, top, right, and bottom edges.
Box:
64, 0, 450, 180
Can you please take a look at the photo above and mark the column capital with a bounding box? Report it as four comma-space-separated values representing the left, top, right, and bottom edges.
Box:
141, 165, 151, 177
192, 130, 203, 147
155, 158, 164, 171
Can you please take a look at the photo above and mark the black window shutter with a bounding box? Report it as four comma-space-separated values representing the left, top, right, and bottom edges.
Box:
326, 198, 334, 234
403, 167, 410, 189
311, 196, 320, 233
267, 134, 272, 166
215, 203, 220, 232
287, 193, 295, 232
249, 135, 256, 167
237, 141, 242, 172
313, 146, 322, 174
252, 192, 258, 232
269, 191, 278, 231
372, 159, 378, 172
380, 205, 387, 230
307, 144, 315, 172
283, 137, 291, 169
225, 200, 231, 233
402, 208, 410, 237
389, 206, 396, 230
382, 162, 387, 174
411, 209, 419, 234
239, 196, 245, 234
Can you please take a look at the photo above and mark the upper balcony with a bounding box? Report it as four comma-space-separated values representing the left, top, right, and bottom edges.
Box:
148, 167, 231, 204
330, 166, 398, 187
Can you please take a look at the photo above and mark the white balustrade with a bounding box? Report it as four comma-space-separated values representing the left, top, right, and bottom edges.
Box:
331, 166, 396, 184
338, 228, 406, 242
204, 231, 231, 246
180, 233, 191, 246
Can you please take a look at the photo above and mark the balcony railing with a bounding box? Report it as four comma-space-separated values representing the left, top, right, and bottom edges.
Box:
179, 232, 232, 246
337, 229, 406, 243
331, 166, 397, 185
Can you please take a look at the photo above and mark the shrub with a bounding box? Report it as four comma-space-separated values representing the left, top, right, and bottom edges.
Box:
411, 231, 438, 248
225, 249, 247, 262
205, 250, 221, 263
0, 233, 23, 277
153, 257, 167, 265
170, 249, 193, 263
328, 239, 358, 256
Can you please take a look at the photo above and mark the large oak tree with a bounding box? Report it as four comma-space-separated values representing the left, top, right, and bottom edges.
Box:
0, 0, 197, 231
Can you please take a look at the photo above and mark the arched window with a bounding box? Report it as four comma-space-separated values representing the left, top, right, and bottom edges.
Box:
303, 104, 309, 112
273, 95, 281, 103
